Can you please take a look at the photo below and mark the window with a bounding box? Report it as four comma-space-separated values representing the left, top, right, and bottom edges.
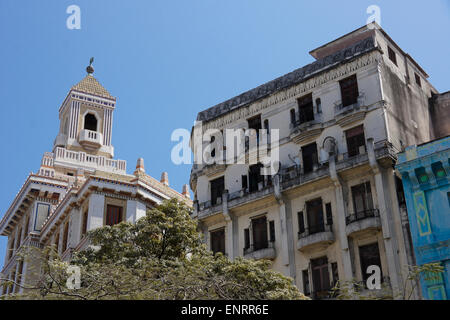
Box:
359, 243, 382, 285
316, 98, 322, 114
17, 261, 24, 289
331, 262, 339, 288
395, 175, 406, 207
210, 228, 225, 255
244, 228, 250, 250
388, 46, 397, 66
345, 125, 366, 157
84, 113, 97, 132
290, 109, 296, 125
351, 182, 374, 214
325, 203, 333, 225
269, 221, 275, 242
252, 216, 268, 251
241, 175, 248, 190
210, 176, 225, 205
302, 269, 310, 295
249, 163, 264, 192
81, 210, 89, 236
105, 205, 123, 226
297, 93, 314, 124
306, 198, 324, 234
247, 115, 262, 143
415, 167, 429, 184
302, 142, 318, 174
415, 73, 421, 87
431, 162, 446, 179
62, 222, 69, 252
298, 211, 305, 234
311, 257, 330, 298
339, 74, 359, 107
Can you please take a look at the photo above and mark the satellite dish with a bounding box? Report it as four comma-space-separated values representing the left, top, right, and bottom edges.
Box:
322, 136, 338, 156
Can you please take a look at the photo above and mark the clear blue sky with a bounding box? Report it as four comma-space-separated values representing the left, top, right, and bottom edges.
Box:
0, 0, 449, 267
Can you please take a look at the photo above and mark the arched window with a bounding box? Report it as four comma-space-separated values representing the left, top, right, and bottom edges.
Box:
84, 113, 97, 132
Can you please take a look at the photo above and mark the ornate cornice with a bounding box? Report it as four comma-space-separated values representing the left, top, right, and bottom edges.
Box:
198, 37, 380, 128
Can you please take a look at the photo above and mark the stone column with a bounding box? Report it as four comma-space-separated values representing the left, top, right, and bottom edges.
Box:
367, 138, 402, 294
329, 155, 353, 281
126, 199, 146, 224
222, 191, 234, 260
87, 193, 105, 231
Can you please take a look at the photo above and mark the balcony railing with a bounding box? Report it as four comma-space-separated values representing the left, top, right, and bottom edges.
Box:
54, 147, 127, 174
298, 223, 330, 239
345, 209, 380, 225
334, 93, 366, 117
243, 240, 274, 255
79, 129, 103, 149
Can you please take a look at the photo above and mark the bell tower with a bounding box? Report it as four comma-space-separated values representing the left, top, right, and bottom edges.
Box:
53, 58, 116, 159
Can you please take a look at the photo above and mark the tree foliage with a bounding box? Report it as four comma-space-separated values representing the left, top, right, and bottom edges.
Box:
3, 199, 307, 300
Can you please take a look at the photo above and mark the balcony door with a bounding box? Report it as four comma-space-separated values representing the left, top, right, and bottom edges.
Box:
359, 242, 382, 284
210, 176, 225, 206
306, 198, 324, 234
311, 257, 330, 298
298, 93, 314, 124
252, 216, 268, 251
351, 182, 374, 214
339, 74, 359, 107
249, 163, 263, 193
302, 143, 318, 174
345, 125, 365, 157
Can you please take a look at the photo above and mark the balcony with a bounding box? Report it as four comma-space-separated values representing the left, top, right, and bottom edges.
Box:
297, 224, 334, 252
345, 209, 381, 237
290, 118, 323, 145
334, 94, 367, 126
79, 129, 103, 150
243, 241, 276, 260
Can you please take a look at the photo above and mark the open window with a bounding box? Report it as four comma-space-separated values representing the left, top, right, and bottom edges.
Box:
306, 198, 324, 234
359, 242, 382, 286
252, 216, 268, 251
311, 257, 330, 299
351, 182, 374, 214
249, 163, 264, 193
339, 74, 359, 107
210, 228, 225, 255
298, 93, 314, 124
210, 176, 225, 205
302, 142, 318, 174
345, 125, 365, 157
84, 113, 98, 132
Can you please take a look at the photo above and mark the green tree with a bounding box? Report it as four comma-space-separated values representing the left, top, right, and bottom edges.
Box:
2, 199, 307, 300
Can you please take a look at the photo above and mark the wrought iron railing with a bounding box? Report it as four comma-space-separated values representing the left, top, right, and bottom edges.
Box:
243, 240, 275, 256
345, 209, 380, 225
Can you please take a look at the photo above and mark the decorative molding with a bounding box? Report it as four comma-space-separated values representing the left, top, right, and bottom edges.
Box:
198, 38, 380, 130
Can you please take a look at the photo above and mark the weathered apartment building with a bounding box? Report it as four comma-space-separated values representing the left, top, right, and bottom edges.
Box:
0, 64, 192, 295
190, 23, 448, 299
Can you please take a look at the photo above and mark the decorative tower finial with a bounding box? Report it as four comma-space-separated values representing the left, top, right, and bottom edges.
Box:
86, 57, 94, 74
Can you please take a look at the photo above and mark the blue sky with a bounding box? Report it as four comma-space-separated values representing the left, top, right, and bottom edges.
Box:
0, 0, 449, 267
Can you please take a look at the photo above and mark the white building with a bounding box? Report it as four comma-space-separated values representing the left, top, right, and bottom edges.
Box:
0, 61, 192, 295
190, 23, 443, 299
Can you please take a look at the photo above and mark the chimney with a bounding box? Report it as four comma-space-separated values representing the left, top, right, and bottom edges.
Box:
160, 172, 169, 186
182, 184, 190, 198
134, 158, 145, 176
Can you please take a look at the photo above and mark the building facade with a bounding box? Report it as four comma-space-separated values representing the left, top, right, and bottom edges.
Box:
190, 23, 444, 299
0, 63, 192, 295
396, 136, 450, 300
